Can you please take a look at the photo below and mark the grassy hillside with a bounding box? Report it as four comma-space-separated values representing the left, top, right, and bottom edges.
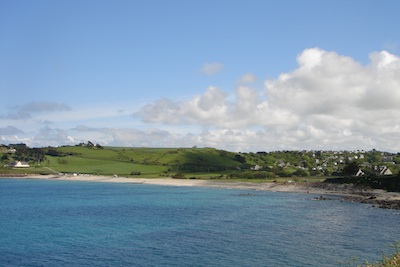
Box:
34, 146, 243, 177
1, 144, 399, 180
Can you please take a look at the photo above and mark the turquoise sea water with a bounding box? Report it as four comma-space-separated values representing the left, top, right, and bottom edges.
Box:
0, 178, 399, 267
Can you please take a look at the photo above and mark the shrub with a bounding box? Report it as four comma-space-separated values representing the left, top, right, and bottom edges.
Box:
57, 159, 68, 164
172, 172, 186, 179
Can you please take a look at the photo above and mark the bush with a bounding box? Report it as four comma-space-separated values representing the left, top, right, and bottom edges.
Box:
293, 169, 309, 177
227, 171, 275, 179
172, 172, 186, 179
57, 159, 68, 164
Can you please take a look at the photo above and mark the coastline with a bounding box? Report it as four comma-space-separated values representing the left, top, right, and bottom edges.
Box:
3, 174, 400, 209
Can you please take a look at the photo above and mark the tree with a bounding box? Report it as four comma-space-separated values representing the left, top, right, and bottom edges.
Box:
1, 154, 8, 161
293, 169, 309, 177
342, 161, 359, 176
234, 154, 245, 163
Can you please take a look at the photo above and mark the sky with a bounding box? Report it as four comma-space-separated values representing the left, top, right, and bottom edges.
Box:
1, 0, 400, 152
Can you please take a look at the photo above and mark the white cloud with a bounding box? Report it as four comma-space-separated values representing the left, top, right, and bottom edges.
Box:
134, 48, 400, 152
201, 62, 224, 75
32, 126, 74, 146
135, 86, 229, 126
68, 126, 185, 148
0, 101, 71, 120
238, 73, 256, 83
0, 126, 24, 135
382, 41, 399, 54
2, 48, 399, 152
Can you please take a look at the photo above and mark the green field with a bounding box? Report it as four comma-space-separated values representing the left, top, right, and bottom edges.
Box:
45, 155, 167, 176
7, 146, 243, 177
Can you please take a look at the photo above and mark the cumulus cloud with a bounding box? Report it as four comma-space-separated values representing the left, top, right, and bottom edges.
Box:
3, 49, 398, 152
0, 101, 71, 120
0, 126, 26, 145
32, 126, 74, 145
382, 41, 399, 54
0, 126, 78, 148
69, 126, 184, 148
135, 86, 229, 126
265, 48, 400, 120
135, 84, 300, 129
238, 73, 256, 84
134, 48, 400, 151
0, 135, 31, 145
0, 126, 24, 135
201, 62, 224, 75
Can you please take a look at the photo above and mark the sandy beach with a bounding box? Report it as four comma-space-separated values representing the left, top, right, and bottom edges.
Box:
4, 174, 400, 209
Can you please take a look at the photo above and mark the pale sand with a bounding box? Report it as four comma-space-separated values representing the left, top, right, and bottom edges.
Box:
6, 174, 400, 202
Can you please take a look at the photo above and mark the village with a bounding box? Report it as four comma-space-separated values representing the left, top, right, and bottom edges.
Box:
233, 149, 399, 178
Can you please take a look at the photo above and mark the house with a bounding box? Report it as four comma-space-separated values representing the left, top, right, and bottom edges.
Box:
251, 165, 263, 171
381, 155, 393, 162
379, 166, 392, 176
362, 162, 371, 168
275, 160, 286, 168
355, 169, 365, 176
9, 161, 30, 168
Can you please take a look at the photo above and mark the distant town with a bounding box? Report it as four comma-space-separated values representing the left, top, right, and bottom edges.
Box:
236, 149, 399, 178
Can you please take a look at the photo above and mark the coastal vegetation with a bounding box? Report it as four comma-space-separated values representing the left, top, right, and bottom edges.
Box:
368, 252, 400, 267
344, 252, 400, 267
347, 242, 400, 267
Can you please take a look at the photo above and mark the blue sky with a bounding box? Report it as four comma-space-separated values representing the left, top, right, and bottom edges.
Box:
1, 0, 399, 152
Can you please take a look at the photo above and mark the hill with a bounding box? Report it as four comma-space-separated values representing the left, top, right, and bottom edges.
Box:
1, 143, 399, 181
0, 144, 244, 177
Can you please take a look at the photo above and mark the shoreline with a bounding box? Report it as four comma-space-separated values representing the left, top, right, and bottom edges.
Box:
3, 174, 400, 209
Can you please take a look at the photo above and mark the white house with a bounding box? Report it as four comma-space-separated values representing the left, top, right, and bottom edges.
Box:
355, 169, 365, 176
251, 165, 263, 171
379, 166, 392, 176
9, 161, 30, 168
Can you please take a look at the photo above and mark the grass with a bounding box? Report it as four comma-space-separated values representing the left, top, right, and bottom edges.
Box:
367, 242, 400, 267
371, 253, 400, 266
0, 166, 53, 175
5, 146, 237, 177
36, 146, 242, 177
44, 155, 168, 176
340, 242, 400, 267
358, 253, 400, 267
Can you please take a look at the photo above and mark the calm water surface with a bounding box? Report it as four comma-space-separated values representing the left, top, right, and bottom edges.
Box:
0, 178, 399, 266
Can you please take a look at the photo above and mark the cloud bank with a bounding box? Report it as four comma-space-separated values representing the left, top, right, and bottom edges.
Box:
1, 101, 71, 120
1, 48, 399, 152
134, 48, 400, 151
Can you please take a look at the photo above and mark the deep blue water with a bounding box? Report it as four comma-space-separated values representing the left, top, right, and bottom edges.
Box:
0, 178, 399, 267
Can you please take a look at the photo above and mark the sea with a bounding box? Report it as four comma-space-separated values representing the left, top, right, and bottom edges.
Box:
0, 178, 399, 267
